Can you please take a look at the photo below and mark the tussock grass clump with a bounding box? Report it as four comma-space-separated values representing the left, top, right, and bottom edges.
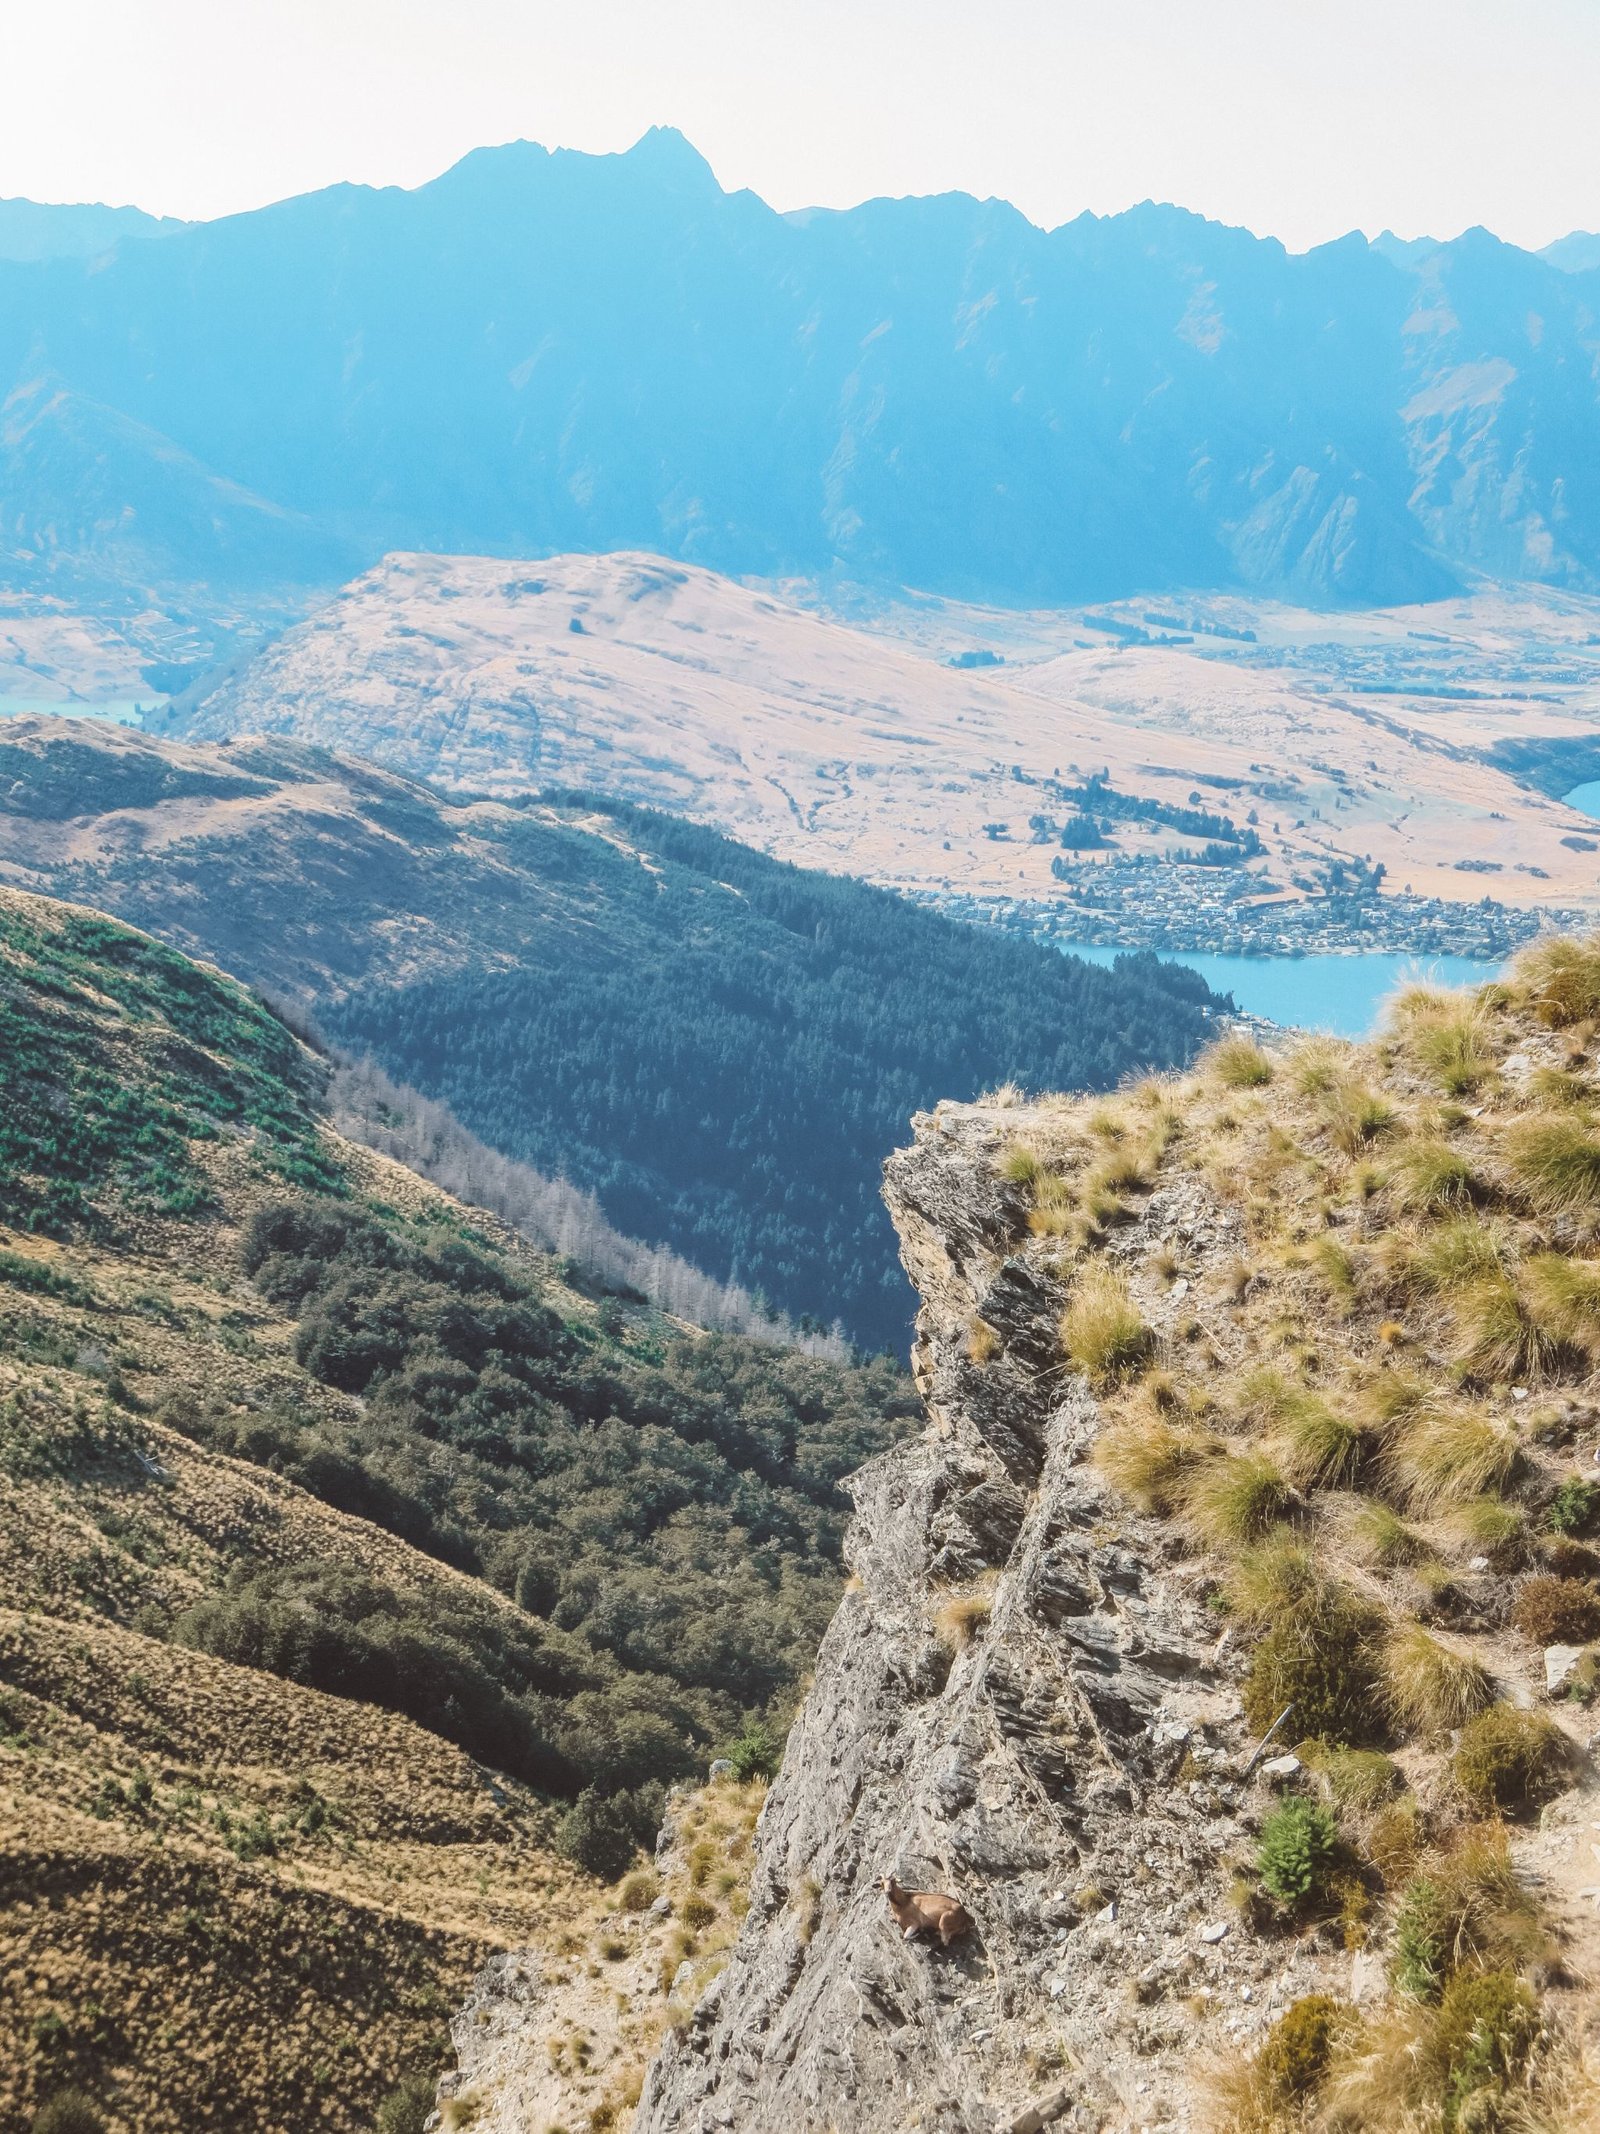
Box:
1184, 1453, 1293, 1546
1323, 1083, 1399, 1154
1394, 1140, 1483, 1214
1382, 1625, 1493, 1736
1450, 1274, 1567, 1382
1509, 935, 1600, 1028
1410, 1217, 1511, 1295
1301, 1742, 1403, 1818
1288, 1036, 1351, 1097
1509, 1573, 1600, 1646
1095, 1413, 1217, 1514
1528, 1065, 1593, 1110
1502, 1116, 1600, 1220
931, 1582, 994, 1655
1390, 989, 1496, 1096
617, 1869, 660, 1914
1061, 1260, 1151, 1387
1451, 1496, 1529, 1568
966, 1316, 999, 1364
998, 1143, 1042, 1187
1353, 1500, 1428, 1568
1384, 1404, 1518, 1512
1241, 1587, 1385, 1746
1208, 1034, 1275, 1089
1270, 1389, 1371, 1490
1391, 1827, 1546, 2002
1452, 1706, 1568, 1816
1026, 1168, 1077, 1237
1519, 1253, 1600, 1350
1224, 1533, 1322, 1623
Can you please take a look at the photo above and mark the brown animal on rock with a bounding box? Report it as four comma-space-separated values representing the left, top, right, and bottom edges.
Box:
875, 1873, 973, 1947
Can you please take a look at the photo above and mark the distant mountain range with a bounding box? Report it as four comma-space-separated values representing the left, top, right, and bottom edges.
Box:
3, 133, 1600, 609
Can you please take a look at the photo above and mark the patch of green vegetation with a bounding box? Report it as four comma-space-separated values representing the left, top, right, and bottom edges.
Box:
1257, 1797, 1339, 1906
1451, 1706, 1568, 1815
1547, 1475, 1600, 1536
1434, 1970, 1538, 2131
161, 1192, 915, 1825
0, 903, 343, 1236
1241, 1586, 1386, 1747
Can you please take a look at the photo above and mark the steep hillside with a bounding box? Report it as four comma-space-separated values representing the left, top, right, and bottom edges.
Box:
2, 132, 1600, 607
0, 886, 912, 2131
632, 942, 1600, 2133
0, 719, 1228, 1348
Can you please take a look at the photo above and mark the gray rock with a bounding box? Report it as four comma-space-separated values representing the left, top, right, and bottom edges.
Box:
1259, 1753, 1303, 1783
708, 1757, 735, 1780
629, 1106, 1341, 2134
1545, 1644, 1585, 1694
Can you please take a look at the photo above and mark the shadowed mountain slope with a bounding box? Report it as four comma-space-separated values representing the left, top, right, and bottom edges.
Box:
0, 719, 1228, 1348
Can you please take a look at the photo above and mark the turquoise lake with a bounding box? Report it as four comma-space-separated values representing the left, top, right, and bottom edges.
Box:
1059, 946, 1504, 1037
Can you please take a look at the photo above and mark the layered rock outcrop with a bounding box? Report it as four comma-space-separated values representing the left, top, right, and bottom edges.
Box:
635, 1100, 1337, 2134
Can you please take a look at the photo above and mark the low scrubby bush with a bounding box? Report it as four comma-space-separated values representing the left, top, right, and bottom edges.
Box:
31, 2097, 105, 2134
1257, 1797, 1339, 1906
1452, 1706, 1568, 1816
1510, 1574, 1600, 1646
375, 2074, 437, 2134
1241, 1587, 1385, 1746
1432, 1968, 1538, 2131
1253, 1993, 1345, 2103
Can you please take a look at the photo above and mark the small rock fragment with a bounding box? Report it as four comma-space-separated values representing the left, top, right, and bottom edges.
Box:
1199, 1922, 1230, 1945
1546, 1644, 1585, 1694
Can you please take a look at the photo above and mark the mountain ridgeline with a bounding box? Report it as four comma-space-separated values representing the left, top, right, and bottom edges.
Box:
0, 720, 1230, 1351
3, 130, 1600, 607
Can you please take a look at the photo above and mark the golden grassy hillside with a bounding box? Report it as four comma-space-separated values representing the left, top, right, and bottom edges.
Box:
990, 936, 1600, 2132
0, 888, 604, 2132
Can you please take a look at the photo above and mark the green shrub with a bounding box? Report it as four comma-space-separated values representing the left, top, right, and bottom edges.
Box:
1433, 1969, 1538, 2131
556, 1787, 638, 1881
376, 2074, 438, 2134
725, 1719, 782, 1782
1253, 1993, 1344, 2102
1393, 1875, 1449, 2000
31, 2098, 105, 2134
1257, 1797, 1339, 1906
1547, 1476, 1600, 1537
1452, 1705, 1568, 1816
1241, 1588, 1385, 1747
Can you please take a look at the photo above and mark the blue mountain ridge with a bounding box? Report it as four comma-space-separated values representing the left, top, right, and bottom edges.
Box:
2, 128, 1597, 607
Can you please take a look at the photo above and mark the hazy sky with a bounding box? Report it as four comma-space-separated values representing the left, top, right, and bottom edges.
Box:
5, 0, 1597, 251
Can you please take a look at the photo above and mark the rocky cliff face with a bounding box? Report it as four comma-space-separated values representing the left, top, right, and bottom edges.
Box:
634, 1099, 1346, 2134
